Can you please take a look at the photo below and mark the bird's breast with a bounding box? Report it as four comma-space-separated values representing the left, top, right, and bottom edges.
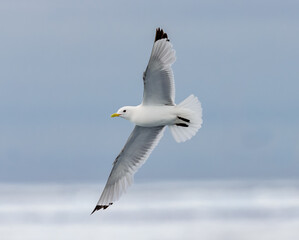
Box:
131, 105, 177, 127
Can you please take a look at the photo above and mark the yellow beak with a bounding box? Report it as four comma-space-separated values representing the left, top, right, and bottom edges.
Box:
111, 113, 121, 118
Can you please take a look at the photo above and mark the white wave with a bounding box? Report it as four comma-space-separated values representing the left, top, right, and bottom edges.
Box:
1, 180, 299, 240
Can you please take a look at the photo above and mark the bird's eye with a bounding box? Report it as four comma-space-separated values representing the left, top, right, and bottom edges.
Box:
123, 110, 126, 113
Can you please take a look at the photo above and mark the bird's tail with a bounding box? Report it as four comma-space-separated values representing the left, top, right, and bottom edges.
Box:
169, 94, 203, 143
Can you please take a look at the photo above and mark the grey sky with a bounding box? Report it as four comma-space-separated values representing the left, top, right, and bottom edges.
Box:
0, 0, 299, 182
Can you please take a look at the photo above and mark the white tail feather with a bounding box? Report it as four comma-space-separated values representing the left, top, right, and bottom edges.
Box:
169, 94, 203, 143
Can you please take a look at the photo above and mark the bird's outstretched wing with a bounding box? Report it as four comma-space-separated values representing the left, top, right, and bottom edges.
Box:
142, 28, 176, 106
92, 125, 165, 213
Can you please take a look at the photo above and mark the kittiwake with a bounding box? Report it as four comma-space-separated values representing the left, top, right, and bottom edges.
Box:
91, 28, 203, 214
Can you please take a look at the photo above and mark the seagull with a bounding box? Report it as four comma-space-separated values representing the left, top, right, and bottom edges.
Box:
91, 28, 202, 214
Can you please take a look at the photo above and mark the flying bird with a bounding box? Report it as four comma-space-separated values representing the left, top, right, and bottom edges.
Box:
92, 28, 202, 214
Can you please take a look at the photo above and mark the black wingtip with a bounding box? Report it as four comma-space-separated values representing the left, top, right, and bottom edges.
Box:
90, 203, 113, 215
155, 28, 169, 42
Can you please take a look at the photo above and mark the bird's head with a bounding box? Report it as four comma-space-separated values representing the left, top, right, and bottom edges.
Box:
111, 106, 135, 120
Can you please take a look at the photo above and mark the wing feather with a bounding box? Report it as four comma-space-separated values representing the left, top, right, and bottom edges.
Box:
92, 125, 165, 213
142, 28, 176, 106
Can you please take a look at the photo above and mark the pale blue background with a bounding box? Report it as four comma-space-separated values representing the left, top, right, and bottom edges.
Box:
1, 0, 299, 182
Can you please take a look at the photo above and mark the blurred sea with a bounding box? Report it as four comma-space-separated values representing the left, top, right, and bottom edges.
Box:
1, 180, 299, 240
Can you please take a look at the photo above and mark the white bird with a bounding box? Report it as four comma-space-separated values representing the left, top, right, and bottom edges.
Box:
91, 28, 202, 214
